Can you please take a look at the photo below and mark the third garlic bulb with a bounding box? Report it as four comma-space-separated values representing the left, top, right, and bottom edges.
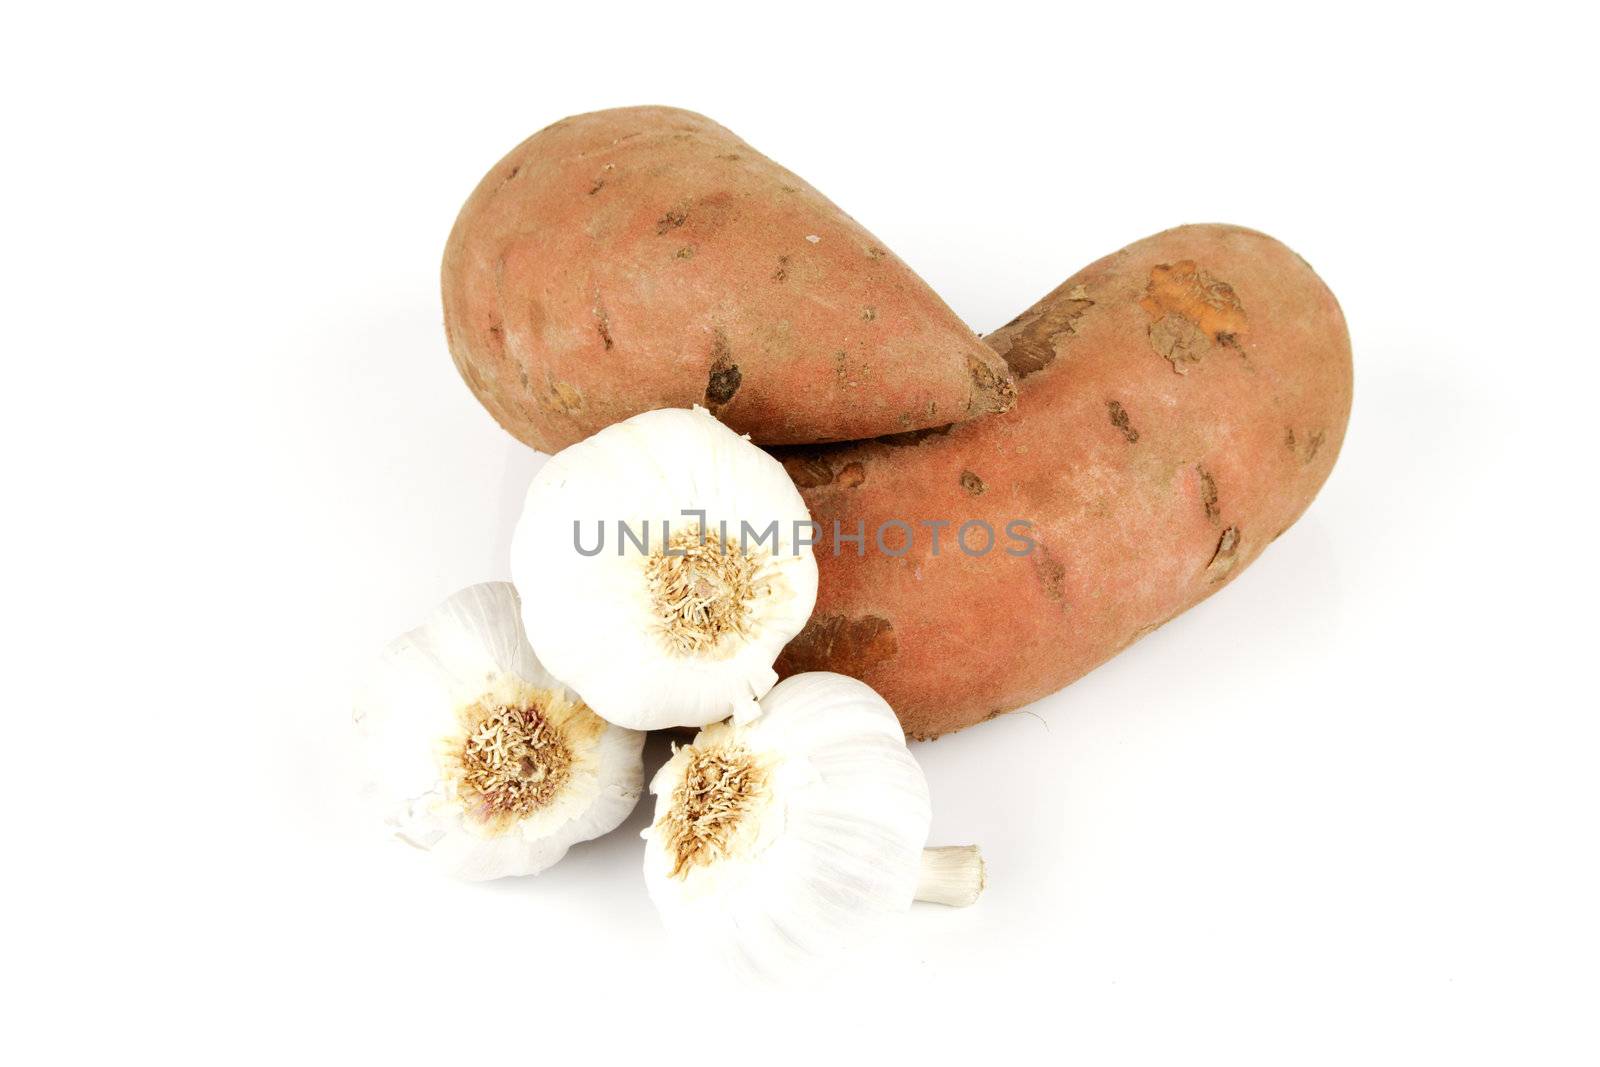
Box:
642, 672, 984, 981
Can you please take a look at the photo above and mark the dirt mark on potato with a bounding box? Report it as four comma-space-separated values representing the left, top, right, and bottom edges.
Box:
960, 471, 987, 496
655, 207, 687, 235
1107, 399, 1140, 443
1198, 466, 1220, 524
1141, 260, 1247, 373
778, 614, 898, 677
704, 330, 741, 409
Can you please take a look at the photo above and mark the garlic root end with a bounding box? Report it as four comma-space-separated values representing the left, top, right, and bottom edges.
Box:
914, 845, 986, 907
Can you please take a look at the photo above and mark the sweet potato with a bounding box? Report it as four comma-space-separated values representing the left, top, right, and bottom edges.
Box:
774, 224, 1352, 738
442, 106, 1014, 452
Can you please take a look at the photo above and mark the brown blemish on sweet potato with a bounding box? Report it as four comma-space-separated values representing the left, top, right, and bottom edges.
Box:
1107, 399, 1139, 443
678, 192, 738, 240
1286, 427, 1326, 464
1140, 261, 1248, 373
538, 379, 584, 417
1207, 525, 1240, 582
777, 614, 898, 677
989, 297, 1095, 378
1147, 315, 1210, 371
1304, 430, 1326, 463
705, 330, 741, 409
655, 208, 688, 235
771, 256, 789, 282
705, 362, 741, 407
1032, 548, 1067, 603
594, 305, 613, 351
782, 453, 835, 488
967, 354, 1017, 414
881, 424, 954, 448
1198, 466, 1220, 524
836, 462, 866, 488
960, 471, 987, 496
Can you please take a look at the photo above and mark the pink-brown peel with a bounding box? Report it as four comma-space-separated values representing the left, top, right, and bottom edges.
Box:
775, 224, 1353, 738
443, 106, 1014, 451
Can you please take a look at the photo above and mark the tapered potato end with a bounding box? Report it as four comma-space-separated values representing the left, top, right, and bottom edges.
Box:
442, 106, 1013, 451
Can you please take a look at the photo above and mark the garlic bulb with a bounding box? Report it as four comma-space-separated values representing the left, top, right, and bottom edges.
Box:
642, 671, 985, 980
355, 582, 645, 880
511, 406, 818, 730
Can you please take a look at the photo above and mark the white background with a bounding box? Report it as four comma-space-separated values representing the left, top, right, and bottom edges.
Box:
6, 3, 1595, 1063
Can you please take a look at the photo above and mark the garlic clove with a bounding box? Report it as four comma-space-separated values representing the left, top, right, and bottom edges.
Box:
511, 406, 819, 730
355, 582, 645, 880
642, 671, 976, 981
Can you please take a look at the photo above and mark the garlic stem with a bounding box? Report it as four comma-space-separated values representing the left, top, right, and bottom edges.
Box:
914, 845, 986, 907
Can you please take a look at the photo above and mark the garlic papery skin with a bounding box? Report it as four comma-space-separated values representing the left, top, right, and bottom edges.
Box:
510, 405, 818, 731
641, 672, 980, 981
354, 582, 645, 881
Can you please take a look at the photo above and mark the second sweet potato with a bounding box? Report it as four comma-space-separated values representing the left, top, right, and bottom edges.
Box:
775, 224, 1353, 738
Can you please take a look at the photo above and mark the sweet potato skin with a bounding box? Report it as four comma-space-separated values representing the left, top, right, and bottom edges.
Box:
775, 225, 1353, 738
442, 106, 1013, 452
